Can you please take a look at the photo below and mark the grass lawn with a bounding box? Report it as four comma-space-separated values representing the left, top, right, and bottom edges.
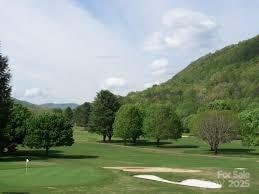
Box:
0, 127, 258, 194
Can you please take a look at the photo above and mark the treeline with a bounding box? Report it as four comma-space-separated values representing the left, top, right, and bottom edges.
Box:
71, 90, 259, 154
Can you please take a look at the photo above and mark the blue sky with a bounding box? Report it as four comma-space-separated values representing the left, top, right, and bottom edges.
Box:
0, 0, 258, 104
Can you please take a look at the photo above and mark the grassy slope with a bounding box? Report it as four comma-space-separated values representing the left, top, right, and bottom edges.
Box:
0, 127, 258, 194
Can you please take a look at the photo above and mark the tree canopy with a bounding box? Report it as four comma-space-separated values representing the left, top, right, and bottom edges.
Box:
74, 102, 91, 128
143, 104, 182, 147
113, 104, 143, 144
24, 112, 74, 155
239, 109, 259, 147
63, 107, 74, 123
6, 103, 31, 145
0, 52, 12, 151
88, 90, 120, 142
194, 110, 239, 154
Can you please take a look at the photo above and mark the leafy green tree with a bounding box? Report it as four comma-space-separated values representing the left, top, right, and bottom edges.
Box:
6, 103, 31, 144
194, 110, 239, 154
0, 52, 12, 151
24, 112, 74, 155
88, 90, 120, 142
143, 104, 182, 147
239, 109, 259, 147
113, 104, 143, 145
207, 100, 231, 110
74, 102, 91, 128
52, 108, 63, 114
63, 107, 74, 123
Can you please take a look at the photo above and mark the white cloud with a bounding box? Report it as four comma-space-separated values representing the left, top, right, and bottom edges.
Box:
149, 58, 168, 70
151, 68, 167, 76
144, 8, 218, 51
0, 0, 147, 103
149, 58, 169, 76
24, 88, 48, 98
102, 77, 127, 89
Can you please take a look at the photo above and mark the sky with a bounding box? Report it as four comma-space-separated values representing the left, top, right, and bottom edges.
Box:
0, 0, 258, 104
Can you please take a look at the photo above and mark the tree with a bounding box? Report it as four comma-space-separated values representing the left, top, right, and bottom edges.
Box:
194, 110, 239, 155
6, 103, 31, 145
207, 100, 231, 110
24, 112, 74, 155
63, 107, 74, 123
239, 109, 259, 147
113, 104, 143, 145
0, 52, 12, 151
74, 102, 91, 128
143, 104, 182, 147
88, 90, 120, 142
52, 108, 63, 114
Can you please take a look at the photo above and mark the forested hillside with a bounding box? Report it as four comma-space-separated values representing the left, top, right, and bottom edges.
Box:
125, 35, 259, 121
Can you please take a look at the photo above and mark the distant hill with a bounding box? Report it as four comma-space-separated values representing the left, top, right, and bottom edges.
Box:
41, 103, 79, 110
14, 99, 39, 109
125, 35, 259, 118
14, 99, 79, 111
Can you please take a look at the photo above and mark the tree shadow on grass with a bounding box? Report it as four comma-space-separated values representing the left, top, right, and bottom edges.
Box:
2, 192, 29, 194
0, 149, 98, 162
100, 139, 199, 149
217, 148, 259, 156
184, 148, 259, 156
101, 139, 172, 147
161, 144, 199, 149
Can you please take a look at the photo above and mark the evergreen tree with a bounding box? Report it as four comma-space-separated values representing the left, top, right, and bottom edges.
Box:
74, 102, 91, 128
88, 90, 120, 142
0, 52, 12, 151
63, 107, 74, 123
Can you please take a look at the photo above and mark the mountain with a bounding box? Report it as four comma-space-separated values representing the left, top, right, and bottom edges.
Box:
14, 99, 39, 109
125, 35, 259, 118
13, 99, 50, 112
41, 103, 79, 110
14, 99, 79, 111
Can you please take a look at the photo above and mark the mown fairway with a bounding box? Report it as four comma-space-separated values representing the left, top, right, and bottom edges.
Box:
0, 127, 258, 194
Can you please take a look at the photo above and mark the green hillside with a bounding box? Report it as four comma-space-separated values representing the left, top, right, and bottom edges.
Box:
125, 35, 259, 118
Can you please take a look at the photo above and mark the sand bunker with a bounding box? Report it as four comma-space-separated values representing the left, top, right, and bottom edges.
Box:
103, 167, 201, 173
235, 168, 246, 170
134, 175, 222, 189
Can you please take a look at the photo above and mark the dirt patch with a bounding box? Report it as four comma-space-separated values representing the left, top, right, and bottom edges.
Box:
103, 167, 201, 173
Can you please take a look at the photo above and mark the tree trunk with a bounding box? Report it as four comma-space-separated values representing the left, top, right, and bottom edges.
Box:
210, 146, 214, 151
103, 134, 107, 142
132, 137, 137, 145
156, 139, 160, 147
108, 134, 112, 142
46, 147, 49, 156
214, 146, 218, 155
